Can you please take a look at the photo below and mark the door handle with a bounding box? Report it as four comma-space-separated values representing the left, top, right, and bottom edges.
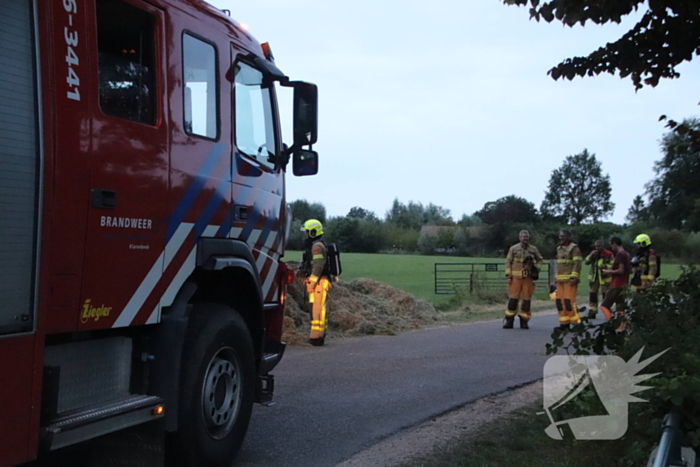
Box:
91, 188, 116, 209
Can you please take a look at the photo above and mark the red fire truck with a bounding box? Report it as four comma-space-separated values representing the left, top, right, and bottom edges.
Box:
0, 0, 318, 465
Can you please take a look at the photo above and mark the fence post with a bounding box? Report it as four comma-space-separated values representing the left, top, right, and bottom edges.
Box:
548, 259, 556, 289
652, 412, 686, 467
434, 263, 438, 295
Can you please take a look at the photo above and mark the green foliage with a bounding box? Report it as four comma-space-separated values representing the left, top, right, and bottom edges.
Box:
546, 268, 700, 459
437, 229, 455, 250
325, 216, 385, 253
642, 228, 688, 259
685, 232, 700, 263
347, 206, 378, 220
453, 227, 487, 257
285, 199, 700, 258
645, 118, 700, 231
384, 225, 420, 252
288, 199, 327, 223
457, 214, 483, 227
567, 222, 623, 255
504, 0, 700, 91
385, 198, 454, 229
626, 195, 648, 225
417, 232, 439, 255
424, 203, 455, 226
474, 195, 539, 225
286, 218, 304, 250
541, 149, 614, 225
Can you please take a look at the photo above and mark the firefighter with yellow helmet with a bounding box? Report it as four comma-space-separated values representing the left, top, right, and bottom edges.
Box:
631, 233, 659, 290
584, 239, 614, 319
554, 230, 583, 330
299, 219, 331, 346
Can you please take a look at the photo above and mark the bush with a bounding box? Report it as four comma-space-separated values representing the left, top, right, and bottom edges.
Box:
570, 222, 624, 256
384, 225, 420, 252
325, 217, 386, 253
546, 268, 700, 461
417, 232, 438, 255
437, 228, 455, 250
637, 228, 688, 260
685, 232, 700, 263
286, 218, 304, 250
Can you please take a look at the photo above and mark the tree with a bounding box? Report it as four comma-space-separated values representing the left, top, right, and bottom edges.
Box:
325, 216, 385, 253
475, 195, 539, 225
347, 206, 377, 221
504, 0, 700, 91
288, 199, 326, 223
385, 199, 422, 230
644, 118, 700, 231
541, 149, 614, 225
625, 195, 649, 224
457, 214, 483, 227
423, 203, 454, 226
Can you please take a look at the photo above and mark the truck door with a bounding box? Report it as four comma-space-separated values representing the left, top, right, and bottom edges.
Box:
0, 1, 41, 464
0, 0, 39, 336
230, 55, 285, 303
81, 0, 168, 330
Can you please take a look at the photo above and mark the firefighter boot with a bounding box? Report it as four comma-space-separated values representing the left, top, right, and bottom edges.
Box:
554, 324, 571, 332
502, 316, 514, 329
519, 316, 529, 329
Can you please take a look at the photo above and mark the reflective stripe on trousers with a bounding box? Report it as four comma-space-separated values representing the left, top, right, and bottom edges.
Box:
588, 281, 609, 312
505, 277, 535, 320
309, 277, 331, 339
555, 281, 581, 324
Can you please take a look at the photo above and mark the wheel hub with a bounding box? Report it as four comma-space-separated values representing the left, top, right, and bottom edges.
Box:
202, 348, 241, 439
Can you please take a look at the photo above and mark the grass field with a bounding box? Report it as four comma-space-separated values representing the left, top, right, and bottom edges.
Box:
284, 251, 506, 304
284, 251, 684, 307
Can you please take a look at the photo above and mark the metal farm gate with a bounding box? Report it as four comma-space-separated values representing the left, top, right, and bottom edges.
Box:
434, 262, 554, 295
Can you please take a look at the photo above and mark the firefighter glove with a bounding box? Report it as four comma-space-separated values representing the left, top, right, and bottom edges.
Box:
306, 276, 319, 293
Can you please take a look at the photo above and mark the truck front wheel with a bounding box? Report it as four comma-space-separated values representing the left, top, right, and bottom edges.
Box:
171, 304, 255, 466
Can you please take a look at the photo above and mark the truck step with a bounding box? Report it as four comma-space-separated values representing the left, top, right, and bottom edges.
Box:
44, 394, 164, 451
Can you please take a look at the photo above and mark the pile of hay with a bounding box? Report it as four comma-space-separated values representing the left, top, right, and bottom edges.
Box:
283, 277, 440, 345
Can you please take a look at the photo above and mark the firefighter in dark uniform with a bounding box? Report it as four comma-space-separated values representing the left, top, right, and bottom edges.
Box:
631, 233, 658, 291
584, 239, 614, 319
299, 219, 331, 346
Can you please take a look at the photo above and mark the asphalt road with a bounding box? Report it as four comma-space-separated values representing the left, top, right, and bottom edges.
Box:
234, 312, 562, 467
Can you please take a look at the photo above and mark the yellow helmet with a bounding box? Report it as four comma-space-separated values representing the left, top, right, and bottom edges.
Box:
301, 219, 323, 238
634, 233, 652, 247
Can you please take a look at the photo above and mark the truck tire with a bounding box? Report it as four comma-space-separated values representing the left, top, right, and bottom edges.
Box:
170, 303, 255, 467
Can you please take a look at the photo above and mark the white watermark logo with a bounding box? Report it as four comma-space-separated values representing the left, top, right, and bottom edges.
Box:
542, 348, 668, 440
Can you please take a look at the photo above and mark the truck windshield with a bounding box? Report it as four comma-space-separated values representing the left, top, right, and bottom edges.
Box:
234, 62, 277, 170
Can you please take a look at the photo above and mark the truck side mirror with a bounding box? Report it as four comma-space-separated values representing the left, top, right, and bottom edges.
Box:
293, 149, 318, 176
293, 82, 317, 147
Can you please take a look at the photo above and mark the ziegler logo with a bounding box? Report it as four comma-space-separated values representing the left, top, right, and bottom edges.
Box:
81, 299, 113, 323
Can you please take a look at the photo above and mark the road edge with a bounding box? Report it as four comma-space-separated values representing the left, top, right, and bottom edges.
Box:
335, 379, 544, 467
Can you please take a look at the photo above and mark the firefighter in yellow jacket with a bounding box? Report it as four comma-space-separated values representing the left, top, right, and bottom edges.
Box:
584, 239, 614, 319
503, 230, 543, 330
555, 230, 583, 330
299, 219, 331, 346
631, 233, 658, 290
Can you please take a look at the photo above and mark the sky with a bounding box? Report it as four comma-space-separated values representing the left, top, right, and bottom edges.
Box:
210, 0, 700, 224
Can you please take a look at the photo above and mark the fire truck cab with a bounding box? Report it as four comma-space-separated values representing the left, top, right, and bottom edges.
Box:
0, 0, 318, 465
